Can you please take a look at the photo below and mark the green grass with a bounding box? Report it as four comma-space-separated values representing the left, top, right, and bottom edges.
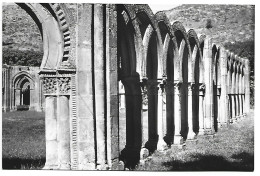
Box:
2, 111, 45, 169
2, 110, 254, 170
136, 111, 254, 171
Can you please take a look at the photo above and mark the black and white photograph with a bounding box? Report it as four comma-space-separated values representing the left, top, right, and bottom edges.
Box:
1, 0, 256, 174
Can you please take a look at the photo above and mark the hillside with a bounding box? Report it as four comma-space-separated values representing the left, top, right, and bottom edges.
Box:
164, 4, 254, 44
2, 3, 43, 52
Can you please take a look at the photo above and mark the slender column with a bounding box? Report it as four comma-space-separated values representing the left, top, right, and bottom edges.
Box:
187, 82, 196, 139
57, 96, 70, 169
235, 72, 240, 120
2, 69, 6, 111
238, 73, 243, 117
219, 50, 228, 126
198, 83, 205, 135
44, 96, 58, 169
121, 76, 142, 166
94, 4, 106, 169
15, 89, 20, 107
217, 86, 221, 127
165, 81, 175, 145
172, 82, 184, 145
244, 59, 250, 116
157, 81, 167, 150
204, 38, 214, 135
231, 71, 237, 122
144, 80, 159, 152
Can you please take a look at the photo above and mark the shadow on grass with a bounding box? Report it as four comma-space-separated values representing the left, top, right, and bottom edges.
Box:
162, 152, 254, 171
2, 158, 45, 170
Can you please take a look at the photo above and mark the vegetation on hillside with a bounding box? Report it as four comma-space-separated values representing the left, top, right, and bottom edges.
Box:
2, 48, 43, 66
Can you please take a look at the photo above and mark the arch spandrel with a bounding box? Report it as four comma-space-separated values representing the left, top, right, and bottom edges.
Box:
16, 3, 72, 72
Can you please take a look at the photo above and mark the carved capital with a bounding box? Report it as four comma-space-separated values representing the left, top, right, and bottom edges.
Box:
188, 82, 195, 92
42, 77, 57, 94
174, 81, 182, 95
57, 77, 71, 94
199, 83, 206, 96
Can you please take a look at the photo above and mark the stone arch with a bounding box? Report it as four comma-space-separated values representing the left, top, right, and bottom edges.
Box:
15, 3, 70, 70
154, 11, 179, 146
172, 21, 192, 140
12, 72, 35, 109
187, 29, 204, 137
212, 44, 220, 132
117, 5, 143, 168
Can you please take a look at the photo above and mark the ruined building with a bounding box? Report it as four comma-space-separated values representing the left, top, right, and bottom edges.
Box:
1, 3, 251, 170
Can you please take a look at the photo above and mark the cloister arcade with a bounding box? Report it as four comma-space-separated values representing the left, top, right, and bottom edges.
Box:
1, 3, 250, 170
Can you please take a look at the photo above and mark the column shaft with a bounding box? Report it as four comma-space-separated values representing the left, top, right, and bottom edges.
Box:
187, 82, 196, 139
44, 96, 58, 169
57, 95, 71, 169
173, 82, 183, 145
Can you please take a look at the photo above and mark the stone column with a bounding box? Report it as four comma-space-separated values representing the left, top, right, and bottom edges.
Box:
235, 71, 240, 120
157, 81, 167, 150
94, 4, 107, 169
15, 89, 21, 107
144, 80, 159, 152
198, 83, 205, 135
165, 81, 175, 145
121, 76, 142, 167
238, 73, 243, 117
172, 82, 184, 146
44, 96, 58, 169
244, 59, 250, 116
57, 95, 70, 169
203, 38, 214, 135
219, 50, 228, 126
217, 86, 221, 128
231, 71, 237, 122
187, 82, 196, 140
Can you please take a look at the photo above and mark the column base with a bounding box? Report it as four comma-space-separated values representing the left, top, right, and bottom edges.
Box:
218, 122, 228, 128
171, 135, 186, 149
110, 159, 125, 170
187, 132, 197, 140
232, 117, 237, 122
198, 129, 205, 135
204, 129, 215, 136
96, 164, 109, 170
43, 163, 59, 170
120, 147, 141, 169
186, 138, 198, 145
157, 139, 168, 151
77, 162, 96, 170
144, 136, 158, 153
229, 118, 233, 123
140, 148, 149, 160
173, 135, 184, 145
58, 163, 71, 170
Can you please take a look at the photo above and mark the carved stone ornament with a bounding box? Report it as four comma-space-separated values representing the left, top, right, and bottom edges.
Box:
58, 77, 71, 94
174, 82, 182, 94
42, 77, 57, 94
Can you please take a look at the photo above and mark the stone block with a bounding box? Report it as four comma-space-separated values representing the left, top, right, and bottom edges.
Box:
46, 119, 57, 140
46, 140, 58, 165
78, 118, 95, 141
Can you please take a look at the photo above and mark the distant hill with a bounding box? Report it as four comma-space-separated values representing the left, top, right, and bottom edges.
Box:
164, 4, 254, 44
2, 3, 43, 52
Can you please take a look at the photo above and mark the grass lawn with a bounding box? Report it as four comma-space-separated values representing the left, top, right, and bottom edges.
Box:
2, 109, 254, 171
136, 110, 254, 171
2, 111, 45, 169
